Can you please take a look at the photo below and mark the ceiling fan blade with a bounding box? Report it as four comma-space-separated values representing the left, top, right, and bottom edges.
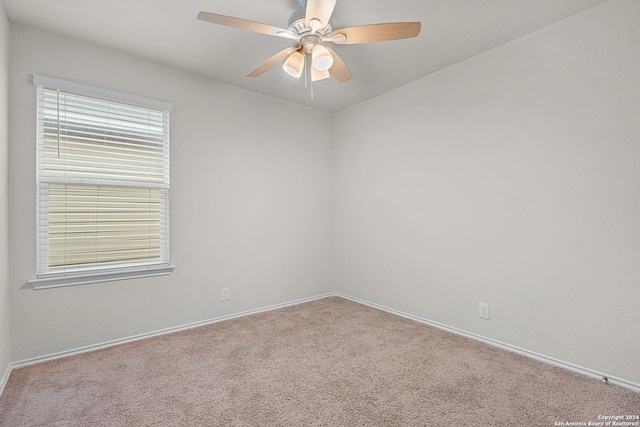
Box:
198, 12, 295, 39
305, 0, 337, 28
330, 22, 421, 44
325, 47, 352, 82
247, 47, 299, 78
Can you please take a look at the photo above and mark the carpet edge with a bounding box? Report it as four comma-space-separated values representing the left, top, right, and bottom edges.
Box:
337, 293, 640, 394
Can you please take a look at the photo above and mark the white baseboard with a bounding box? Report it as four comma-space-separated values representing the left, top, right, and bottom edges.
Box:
8, 292, 337, 372
4, 291, 638, 397
338, 293, 640, 394
0, 361, 11, 398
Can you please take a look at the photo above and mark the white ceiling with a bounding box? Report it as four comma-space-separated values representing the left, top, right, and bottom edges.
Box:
1, 0, 607, 112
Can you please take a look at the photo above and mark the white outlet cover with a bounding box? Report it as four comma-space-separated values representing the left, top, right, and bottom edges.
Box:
479, 302, 490, 320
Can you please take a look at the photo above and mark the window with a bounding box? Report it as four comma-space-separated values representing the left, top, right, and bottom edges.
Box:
29, 75, 174, 289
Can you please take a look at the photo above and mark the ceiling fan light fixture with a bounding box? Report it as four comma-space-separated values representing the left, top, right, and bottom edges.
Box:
282, 50, 304, 78
312, 45, 334, 72
311, 68, 330, 82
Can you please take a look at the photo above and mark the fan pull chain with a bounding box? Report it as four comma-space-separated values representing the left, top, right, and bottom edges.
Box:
304, 53, 308, 89
303, 52, 313, 100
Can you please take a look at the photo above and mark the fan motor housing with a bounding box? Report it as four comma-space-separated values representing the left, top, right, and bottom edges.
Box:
287, 9, 333, 38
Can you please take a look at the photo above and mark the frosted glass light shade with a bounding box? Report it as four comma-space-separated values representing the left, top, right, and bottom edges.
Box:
283, 51, 304, 78
311, 68, 330, 82
312, 45, 334, 72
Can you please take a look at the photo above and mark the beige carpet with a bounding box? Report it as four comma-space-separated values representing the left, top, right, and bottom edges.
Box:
0, 297, 638, 426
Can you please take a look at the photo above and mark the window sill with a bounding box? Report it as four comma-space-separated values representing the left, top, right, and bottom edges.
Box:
28, 265, 176, 290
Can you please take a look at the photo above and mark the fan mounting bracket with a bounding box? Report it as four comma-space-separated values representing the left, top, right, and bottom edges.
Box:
300, 34, 324, 52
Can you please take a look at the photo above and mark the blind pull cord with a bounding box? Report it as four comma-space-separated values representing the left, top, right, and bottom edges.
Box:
56, 89, 61, 159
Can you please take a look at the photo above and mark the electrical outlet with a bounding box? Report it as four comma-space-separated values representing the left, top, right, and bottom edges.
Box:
221, 287, 230, 301
479, 302, 490, 320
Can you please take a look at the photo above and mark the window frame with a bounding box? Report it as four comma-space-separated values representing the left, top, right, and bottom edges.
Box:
28, 75, 175, 290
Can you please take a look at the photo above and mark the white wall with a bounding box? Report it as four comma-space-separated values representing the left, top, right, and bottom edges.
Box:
334, 0, 640, 384
8, 25, 333, 361
0, 2, 10, 378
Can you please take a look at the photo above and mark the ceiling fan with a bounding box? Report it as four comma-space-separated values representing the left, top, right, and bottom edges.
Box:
197, 0, 421, 83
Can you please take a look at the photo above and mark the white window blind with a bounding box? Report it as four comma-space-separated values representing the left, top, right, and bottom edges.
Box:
32, 76, 173, 288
